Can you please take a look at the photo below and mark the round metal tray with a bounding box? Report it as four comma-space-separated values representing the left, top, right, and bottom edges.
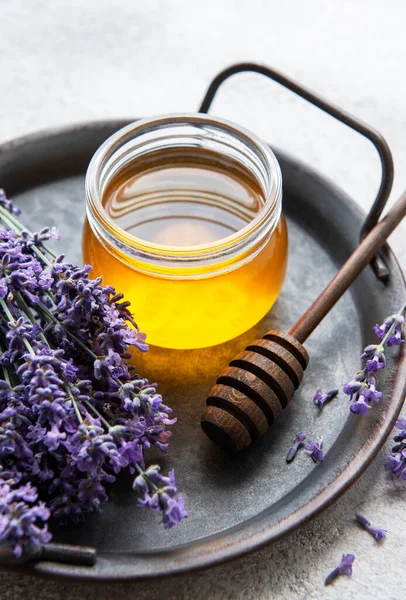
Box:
0, 120, 405, 581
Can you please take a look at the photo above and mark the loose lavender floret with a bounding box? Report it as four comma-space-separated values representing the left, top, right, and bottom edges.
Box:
355, 514, 386, 541
305, 436, 324, 463
286, 432, 306, 463
385, 418, 406, 479
325, 553, 355, 586
313, 388, 338, 411
343, 303, 405, 415
0, 191, 187, 556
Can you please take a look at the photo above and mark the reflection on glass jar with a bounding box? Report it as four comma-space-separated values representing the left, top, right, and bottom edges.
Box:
83, 115, 287, 349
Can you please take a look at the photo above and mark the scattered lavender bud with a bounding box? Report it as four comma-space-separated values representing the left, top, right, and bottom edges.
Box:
344, 303, 405, 415
325, 553, 355, 586
313, 388, 338, 411
286, 432, 306, 463
305, 436, 324, 463
355, 514, 386, 541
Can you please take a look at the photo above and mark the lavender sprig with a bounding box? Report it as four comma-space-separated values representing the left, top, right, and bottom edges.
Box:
325, 553, 355, 586
355, 514, 386, 541
343, 302, 406, 415
0, 190, 187, 556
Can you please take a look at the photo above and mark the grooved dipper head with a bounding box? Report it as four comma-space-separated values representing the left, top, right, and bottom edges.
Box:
201, 331, 309, 452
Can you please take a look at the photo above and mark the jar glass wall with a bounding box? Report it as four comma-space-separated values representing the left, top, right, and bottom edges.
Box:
83, 115, 287, 349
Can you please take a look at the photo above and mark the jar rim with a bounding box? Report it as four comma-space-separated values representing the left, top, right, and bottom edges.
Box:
85, 113, 282, 267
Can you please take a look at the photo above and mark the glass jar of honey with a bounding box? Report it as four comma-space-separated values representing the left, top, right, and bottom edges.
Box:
83, 115, 287, 349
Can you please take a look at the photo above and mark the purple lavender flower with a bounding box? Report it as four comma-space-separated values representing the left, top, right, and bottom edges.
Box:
344, 304, 405, 415
386, 418, 406, 479
67, 425, 122, 474
0, 478, 51, 558
385, 454, 404, 476
364, 352, 385, 374
374, 314, 404, 346
21, 227, 60, 251
0, 189, 21, 216
133, 466, 187, 528
349, 395, 371, 416
355, 514, 386, 541
393, 418, 406, 442
313, 388, 338, 411
373, 318, 392, 341
305, 437, 324, 463
325, 553, 355, 586
342, 373, 363, 400
286, 432, 306, 462
162, 496, 188, 529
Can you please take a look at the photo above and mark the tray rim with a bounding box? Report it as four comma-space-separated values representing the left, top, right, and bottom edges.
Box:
0, 119, 405, 582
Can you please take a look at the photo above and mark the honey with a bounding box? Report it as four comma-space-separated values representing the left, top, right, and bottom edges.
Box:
103, 149, 265, 246
84, 115, 287, 349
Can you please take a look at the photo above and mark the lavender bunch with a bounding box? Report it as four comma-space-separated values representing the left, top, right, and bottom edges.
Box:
0, 191, 187, 557
343, 303, 405, 415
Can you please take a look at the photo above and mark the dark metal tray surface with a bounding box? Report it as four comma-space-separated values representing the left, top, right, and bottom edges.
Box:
0, 120, 404, 580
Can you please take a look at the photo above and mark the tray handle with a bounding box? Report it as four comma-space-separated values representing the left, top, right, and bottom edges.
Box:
198, 62, 394, 281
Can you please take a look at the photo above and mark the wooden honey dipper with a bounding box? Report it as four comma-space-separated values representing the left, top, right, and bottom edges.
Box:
201, 190, 406, 452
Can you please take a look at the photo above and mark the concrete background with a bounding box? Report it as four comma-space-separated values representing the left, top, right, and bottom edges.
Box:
0, 1, 405, 598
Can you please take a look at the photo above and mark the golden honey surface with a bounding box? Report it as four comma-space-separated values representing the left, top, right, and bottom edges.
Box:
83, 149, 288, 349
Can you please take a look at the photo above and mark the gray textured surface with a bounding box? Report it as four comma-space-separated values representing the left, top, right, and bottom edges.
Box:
0, 0, 405, 598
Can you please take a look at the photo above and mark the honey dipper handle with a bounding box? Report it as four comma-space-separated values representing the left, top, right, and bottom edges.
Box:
289, 190, 406, 344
